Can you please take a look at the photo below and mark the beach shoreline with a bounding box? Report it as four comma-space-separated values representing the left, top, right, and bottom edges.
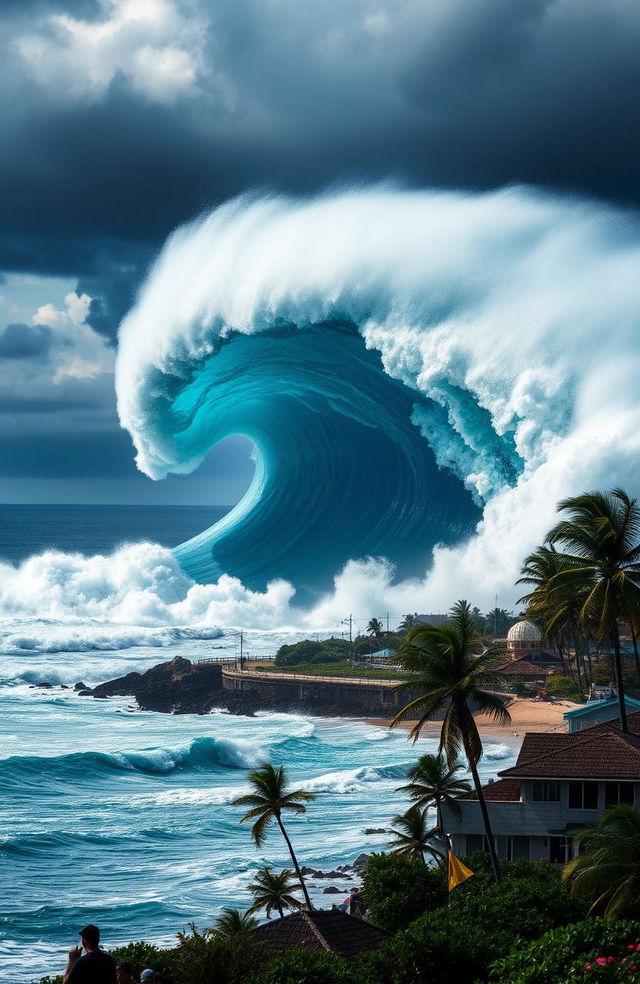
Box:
359, 696, 580, 741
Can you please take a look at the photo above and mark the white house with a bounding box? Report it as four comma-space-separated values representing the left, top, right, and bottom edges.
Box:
443, 712, 640, 865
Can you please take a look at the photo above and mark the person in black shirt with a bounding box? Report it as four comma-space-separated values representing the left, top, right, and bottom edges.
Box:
63, 924, 117, 984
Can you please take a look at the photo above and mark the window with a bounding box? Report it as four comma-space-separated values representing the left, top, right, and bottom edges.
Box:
568, 782, 599, 810
604, 782, 635, 807
549, 836, 571, 864
532, 781, 561, 802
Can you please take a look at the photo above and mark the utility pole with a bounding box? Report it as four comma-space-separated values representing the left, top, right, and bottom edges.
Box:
239, 630, 244, 671
386, 611, 390, 633
342, 614, 354, 662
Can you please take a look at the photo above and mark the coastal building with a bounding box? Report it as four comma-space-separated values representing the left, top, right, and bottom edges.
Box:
504, 619, 564, 671
563, 696, 640, 733
443, 716, 640, 864
252, 910, 388, 962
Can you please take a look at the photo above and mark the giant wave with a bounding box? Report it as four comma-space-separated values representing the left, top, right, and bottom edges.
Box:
115, 186, 640, 611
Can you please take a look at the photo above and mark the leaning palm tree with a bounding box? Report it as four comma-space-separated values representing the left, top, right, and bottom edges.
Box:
388, 805, 444, 864
397, 753, 472, 836
543, 489, 640, 734
246, 866, 303, 919
391, 607, 511, 882
367, 617, 384, 638
233, 763, 315, 909
563, 804, 640, 918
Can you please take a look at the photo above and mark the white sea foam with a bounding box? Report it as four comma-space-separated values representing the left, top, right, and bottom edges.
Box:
483, 743, 513, 761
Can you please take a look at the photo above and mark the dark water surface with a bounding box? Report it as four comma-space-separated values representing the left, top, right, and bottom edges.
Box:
0, 504, 229, 564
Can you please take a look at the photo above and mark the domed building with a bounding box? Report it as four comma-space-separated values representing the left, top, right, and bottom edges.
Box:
502, 618, 564, 673
507, 619, 543, 655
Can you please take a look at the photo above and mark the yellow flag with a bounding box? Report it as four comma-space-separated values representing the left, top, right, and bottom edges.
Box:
448, 852, 474, 892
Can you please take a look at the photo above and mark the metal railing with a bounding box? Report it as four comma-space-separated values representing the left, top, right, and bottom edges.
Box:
220, 667, 400, 688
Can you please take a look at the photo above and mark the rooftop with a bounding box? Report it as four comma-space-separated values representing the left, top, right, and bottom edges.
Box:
499, 728, 640, 780
252, 910, 389, 962
563, 696, 640, 721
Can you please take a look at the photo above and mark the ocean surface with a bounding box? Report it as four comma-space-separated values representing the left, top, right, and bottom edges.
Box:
0, 505, 518, 984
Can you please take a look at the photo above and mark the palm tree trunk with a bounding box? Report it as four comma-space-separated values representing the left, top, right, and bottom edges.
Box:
277, 904, 284, 919
276, 815, 313, 909
612, 624, 629, 734
464, 748, 502, 884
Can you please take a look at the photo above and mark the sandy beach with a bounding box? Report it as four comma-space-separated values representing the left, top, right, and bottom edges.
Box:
363, 696, 581, 740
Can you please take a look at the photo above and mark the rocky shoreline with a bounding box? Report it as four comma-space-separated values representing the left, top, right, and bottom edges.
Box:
32, 655, 391, 718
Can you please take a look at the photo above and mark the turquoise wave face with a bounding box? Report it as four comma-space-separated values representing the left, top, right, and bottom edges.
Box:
171, 321, 490, 600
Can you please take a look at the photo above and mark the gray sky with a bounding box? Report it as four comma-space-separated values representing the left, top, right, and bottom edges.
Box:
2, 0, 639, 503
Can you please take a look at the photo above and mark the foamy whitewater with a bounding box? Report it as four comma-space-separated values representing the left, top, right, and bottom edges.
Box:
2, 184, 639, 979
0, 629, 515, 983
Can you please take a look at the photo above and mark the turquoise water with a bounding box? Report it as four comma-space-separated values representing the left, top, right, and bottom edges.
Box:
0, 634, 517, 983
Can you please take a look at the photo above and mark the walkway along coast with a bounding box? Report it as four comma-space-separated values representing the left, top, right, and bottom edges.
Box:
75, 655, 419, 717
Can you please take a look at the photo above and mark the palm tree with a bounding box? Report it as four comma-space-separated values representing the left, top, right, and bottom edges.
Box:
398, 613, 420, 632
214, 908, 258, 940
563, 805, 640, 918
391, 607, 511, 882
246, 867, 303, 919
543, 489, 640, 734
397, 753, 472, 837
367, 617, 384, 638
233, 763, 316, 909
388, 805, 444, 864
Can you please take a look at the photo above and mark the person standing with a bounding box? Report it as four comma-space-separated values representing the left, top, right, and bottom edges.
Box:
63, 925, 117, 983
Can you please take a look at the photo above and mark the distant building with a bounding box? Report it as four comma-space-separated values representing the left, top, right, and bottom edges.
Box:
563, 696, 640, 733
252, 910, 388, 962
443, 712, 640, 865
501, 619, 564, 672
507, 620, 543, 654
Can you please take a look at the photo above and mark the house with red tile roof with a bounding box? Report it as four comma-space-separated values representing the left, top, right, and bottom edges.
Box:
442, 716, 640, 865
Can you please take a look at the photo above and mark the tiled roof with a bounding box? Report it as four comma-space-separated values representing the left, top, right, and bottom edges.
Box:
252, 910, 389, 962
585, 710, 640, 736
499, 729, 640, 780
493, 660, 547, 678
461, 778, 521, 802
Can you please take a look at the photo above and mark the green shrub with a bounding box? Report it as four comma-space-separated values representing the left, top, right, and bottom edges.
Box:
247, 948, 352, 984
358, 915, 488, 984
489, 918, 640, 984
360, 853, 447, 933
274, 639, 351, 667
109, 940, 174, 978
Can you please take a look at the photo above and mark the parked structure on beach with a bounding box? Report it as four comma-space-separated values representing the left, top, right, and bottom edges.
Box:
443, 711, 640, 865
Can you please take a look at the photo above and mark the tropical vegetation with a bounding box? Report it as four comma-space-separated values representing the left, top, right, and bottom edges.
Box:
233, 763, 315, 908
388, 804, 443, 863
391, 602, 511, 881
246, 867, 303, 919
563, 804, 640, 918
396, 751, 472, 836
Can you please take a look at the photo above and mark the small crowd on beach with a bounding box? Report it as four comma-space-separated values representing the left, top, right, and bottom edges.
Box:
62, 925, 155, 984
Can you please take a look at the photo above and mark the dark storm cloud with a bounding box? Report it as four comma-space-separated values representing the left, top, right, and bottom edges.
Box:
0, 323, 53, 360
1, 0, 639, 496
2, 0, 640, 310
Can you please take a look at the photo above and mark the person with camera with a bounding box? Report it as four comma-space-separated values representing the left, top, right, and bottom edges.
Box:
63, 924, 117, 983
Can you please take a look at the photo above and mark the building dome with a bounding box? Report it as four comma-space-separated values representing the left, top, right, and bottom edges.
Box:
507, 619, 543, 652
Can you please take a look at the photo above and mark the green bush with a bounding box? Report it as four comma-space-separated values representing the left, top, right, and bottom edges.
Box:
360, 854, 585, 982
489, 918, 640, 984
247, 948, 352, 984
360, 853, 447, 933
109, 940, 174, 978
274, 639, 351, 667
358, 915, 488, 984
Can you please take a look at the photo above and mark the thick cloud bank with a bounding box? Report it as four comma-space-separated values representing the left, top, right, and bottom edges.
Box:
113, 186, 640, 611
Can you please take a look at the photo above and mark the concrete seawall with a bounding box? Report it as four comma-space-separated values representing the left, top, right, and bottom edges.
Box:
221, 666, 416, 716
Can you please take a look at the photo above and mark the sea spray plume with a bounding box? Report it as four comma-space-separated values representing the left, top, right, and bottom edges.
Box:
116, 186, 640, 608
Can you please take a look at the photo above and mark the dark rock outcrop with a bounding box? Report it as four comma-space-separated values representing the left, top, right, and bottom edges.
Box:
80, 656, 225, 714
